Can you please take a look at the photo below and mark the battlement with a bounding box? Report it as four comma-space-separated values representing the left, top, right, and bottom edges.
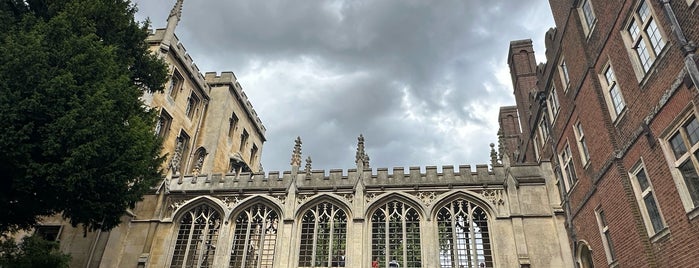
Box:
205, 72, 267, 135
147, 29, 211, 98
168, 164, 512, 193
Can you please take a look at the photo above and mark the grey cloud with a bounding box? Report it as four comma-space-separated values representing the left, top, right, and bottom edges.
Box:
135, 0, 554, 171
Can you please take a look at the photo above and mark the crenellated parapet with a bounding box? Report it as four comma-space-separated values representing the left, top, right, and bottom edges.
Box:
147, 29, 211, 99
204, 71, 266, 136
166, 164, 528, 194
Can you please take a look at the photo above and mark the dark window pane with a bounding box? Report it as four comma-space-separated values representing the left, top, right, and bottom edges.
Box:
685, 117, 699, 146
643, 195, 664, 233
679, 158, 699, 207
636, 168, 650, 191
671, 132, 688, 159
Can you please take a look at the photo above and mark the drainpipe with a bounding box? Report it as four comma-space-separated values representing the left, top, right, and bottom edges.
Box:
659, 0, 699, 88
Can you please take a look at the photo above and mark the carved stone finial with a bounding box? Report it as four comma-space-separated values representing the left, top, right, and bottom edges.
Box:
168, 0, 184, 22
356, 134, 370, 167
305, 156, 312, 177
490, 143, 498, 166
291, 136, 302, 166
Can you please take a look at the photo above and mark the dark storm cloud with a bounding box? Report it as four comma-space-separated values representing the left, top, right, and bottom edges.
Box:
135, 0, 554, 171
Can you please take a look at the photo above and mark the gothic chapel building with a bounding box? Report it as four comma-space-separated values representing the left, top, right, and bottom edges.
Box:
24, 1, 577, 267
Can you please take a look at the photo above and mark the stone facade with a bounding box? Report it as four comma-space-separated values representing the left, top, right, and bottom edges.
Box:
502, 0, 699, 267
37, 141, 573, 268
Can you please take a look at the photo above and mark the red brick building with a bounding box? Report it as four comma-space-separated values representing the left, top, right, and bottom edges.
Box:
501, 0, 699, 267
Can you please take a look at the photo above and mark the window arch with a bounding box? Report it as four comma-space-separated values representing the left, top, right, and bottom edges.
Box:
298, 202, 348, 267
577, 241, 594, 268
190, 147, 207, 174
371, 201, 422, 268
436, 198, 492, 268
229, 203, 280, 268
170, 203, 221, 268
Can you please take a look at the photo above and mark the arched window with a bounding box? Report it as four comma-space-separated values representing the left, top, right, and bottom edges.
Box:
436, 199, 492, 268
170, 204, 221, 268
577, 241, 594, 268
190, 147, 207, 174
229, 204, 279, 268
298, 202, 348, 267
371, 201, 421, 268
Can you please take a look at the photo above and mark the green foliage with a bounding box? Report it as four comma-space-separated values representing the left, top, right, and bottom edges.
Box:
0, 236, 71, 268
0, 0, 168, 233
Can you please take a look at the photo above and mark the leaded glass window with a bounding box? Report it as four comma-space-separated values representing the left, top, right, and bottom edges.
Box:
437, 199, 492, 268
229, 204, 279, 268
170, 204, 221, 268
371, 201, 421, 268
298, 202, 348, 267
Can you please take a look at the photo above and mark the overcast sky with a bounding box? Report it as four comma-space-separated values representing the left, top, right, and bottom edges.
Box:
134, 0, 555, 172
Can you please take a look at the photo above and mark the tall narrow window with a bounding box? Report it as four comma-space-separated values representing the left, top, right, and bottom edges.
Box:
298, 202, 348, 267
630, 165, 666, 235
229, 112, 239, 137
575, 122, 591, 165
170, 204, 221, 268
156, 110, 173, 138
251, 144, 259, 165
666, 115, 699, 211
547, 86, 560, 119
190, 148, 207, 174
560, 59, 570, 88
539, 114, 550, 143
186, 93, 201, 119
371, 201, 421, 268
169, 70, 184, 99
626, 0, 666, 73
229, 204, 279, 268
579, 0, 596, 34
240, 130, 249, 151
437, 198, 492, 268
601, 65, 625, 119
560, 142, 578, 191
595, 208, 616, 264
171, 131, 191, 175
576, 242, 594, 268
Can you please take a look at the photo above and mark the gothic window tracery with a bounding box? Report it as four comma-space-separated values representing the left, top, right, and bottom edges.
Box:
298, 202, 348, 267
371, 201, 422, 268
229, 204, 279, 268
170, 204, 221, 268
436, 198, 492, 268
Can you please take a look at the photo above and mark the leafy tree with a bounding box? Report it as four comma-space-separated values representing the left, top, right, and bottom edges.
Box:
0, 0, 168, 233
0, 236, 71, 268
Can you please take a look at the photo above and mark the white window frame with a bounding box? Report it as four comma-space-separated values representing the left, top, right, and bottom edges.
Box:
574, 121, 591, 166
622, 0, 667, 80
533, 133, 541, 161
595, 207, 617, 264
660, 108, 699, 217
599, 63, 626, 121
539, 114, 550, 144
559, 58, 571, 91
578, 0, 597, 36
559, 141, 578, 191
629, 160, 667, 237
547, 86, 560, 120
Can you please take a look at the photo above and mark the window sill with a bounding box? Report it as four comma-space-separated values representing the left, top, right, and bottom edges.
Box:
650, 226, 671, 243
584, 20, 597, 42
687, 205, 699, 220
638, 44, 671, 88
612, 108, 627, 126
609, 260, 619, 268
